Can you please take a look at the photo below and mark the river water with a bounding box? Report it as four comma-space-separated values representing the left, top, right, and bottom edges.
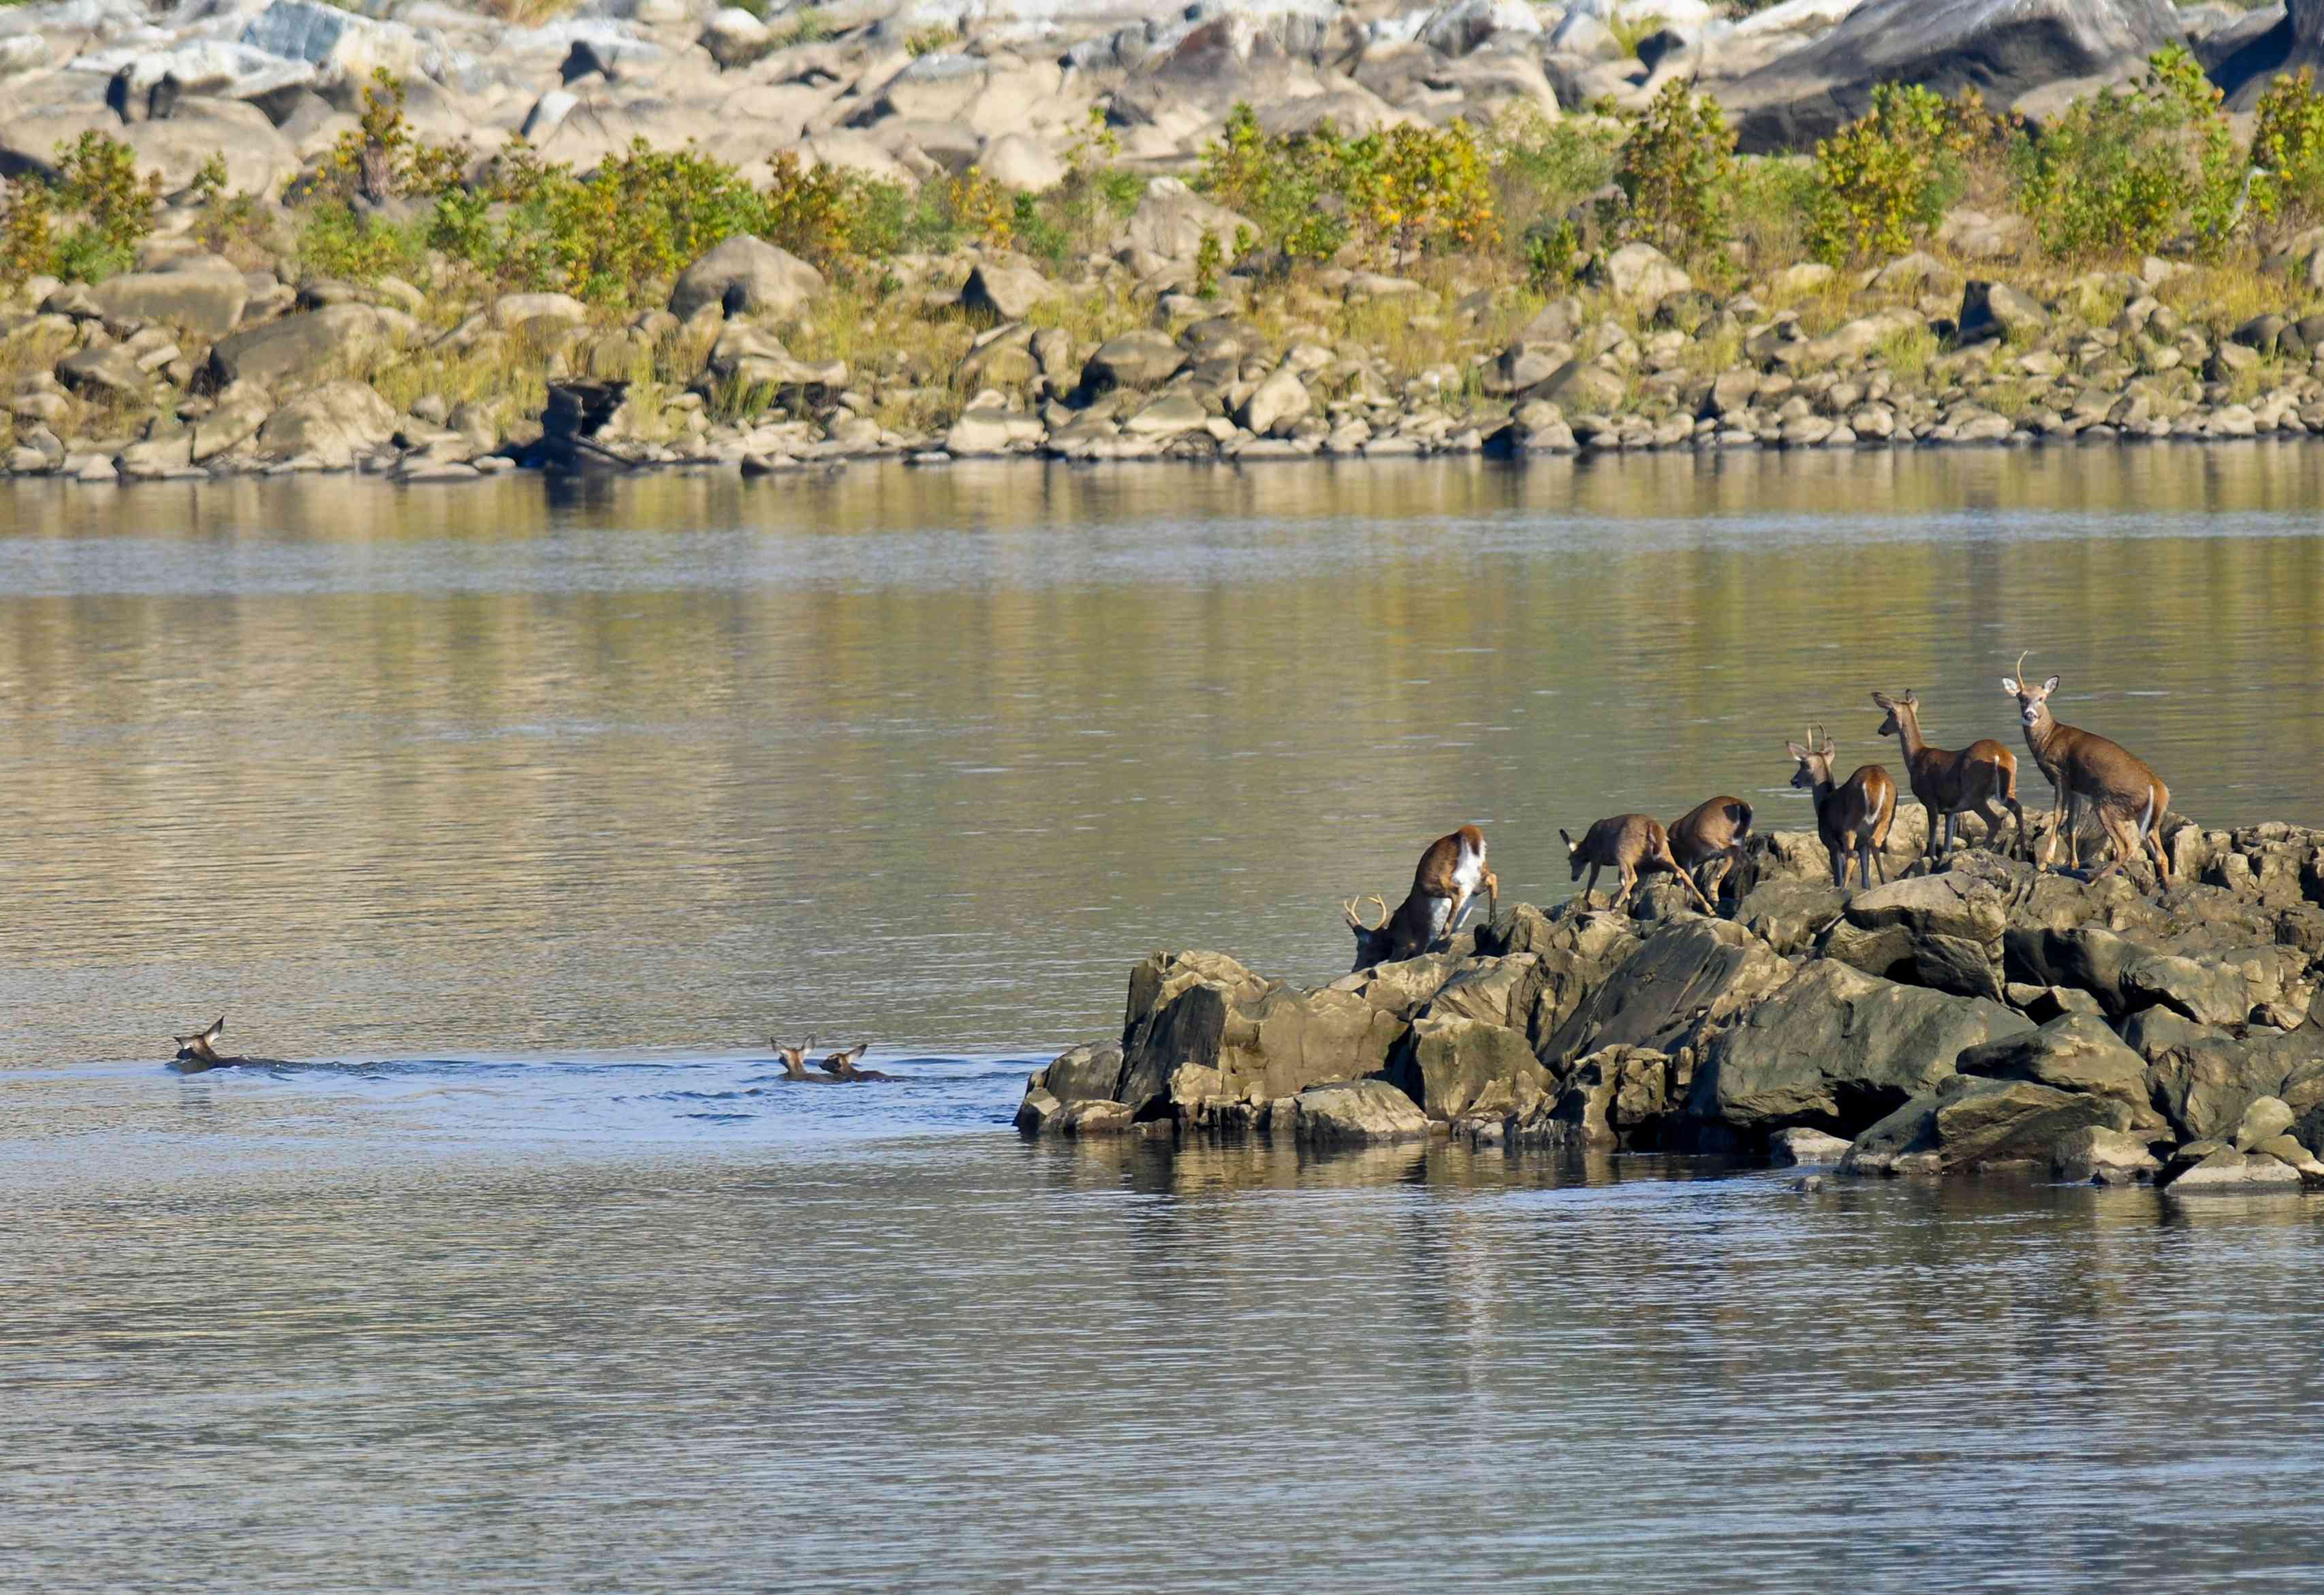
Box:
5, 452, 2324, 1589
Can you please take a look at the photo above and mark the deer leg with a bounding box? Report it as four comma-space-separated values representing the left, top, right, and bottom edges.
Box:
1662, 844, 1717, 915
2007, 795, 2028, 861
2142, 820, 2173, 891
1612, 862, 1639, 911
1864, 838, 1886, 887
1580, 864, 1600, 913
1829, 844, 1848, 891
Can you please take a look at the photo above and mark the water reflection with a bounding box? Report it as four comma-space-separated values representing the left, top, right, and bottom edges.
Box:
3, 453, 2321, 1066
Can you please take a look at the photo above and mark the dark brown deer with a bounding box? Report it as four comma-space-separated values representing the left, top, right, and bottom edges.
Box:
816, 1043, 894, 1082
772, 1037, 844, 1083
1342, 824, 1498, 970
1667, 795, 1753, 904
1787, 725, 1898, 891
1871, 690, 2026, 859
169, 1015, 288, 1073
1560, 814, 1717, 915
2000, 654, 2172, 886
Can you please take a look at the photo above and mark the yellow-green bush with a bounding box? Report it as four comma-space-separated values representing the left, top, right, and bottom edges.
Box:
1806, 84, 2002, 264
1603, 78, 1735, 266
0, 129, 161, 287
2017, 45, 2244, 262
1196, 104, 1499, 266
2250, 68, 2324, 242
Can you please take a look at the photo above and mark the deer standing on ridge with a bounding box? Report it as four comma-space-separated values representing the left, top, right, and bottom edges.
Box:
1870, 690, 2027, 860
1560, 814, 1718, 915
2000, 654, 2173, 887
1667, 795, 1754, 905
1787, 725, 1897, 891
1342, 824, 1498, 971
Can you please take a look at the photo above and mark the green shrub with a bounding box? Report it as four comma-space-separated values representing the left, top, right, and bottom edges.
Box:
1197, 103, 1500, 266
297, 200, 430, 283
1806, 84, 1981, 264
1522, 217, 1582, 291
1603, 78, 1735, 266
1486, 108, 1622, 240
1, 176, 52, 291
187, 151, 274, 266
319, 69, 470, 205
2250, 68, 2324, 241
0, 130, 163, 285
2017, 44, 2244, 262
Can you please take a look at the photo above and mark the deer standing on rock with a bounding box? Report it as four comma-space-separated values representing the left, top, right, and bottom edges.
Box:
1787, 725, 1897, 891
1667, 795, 1754, 905
1560, 814, 1718, 915
1342, 824, 1498, 971
1870, 690, 2026, 859
2000, 654, 2172, 887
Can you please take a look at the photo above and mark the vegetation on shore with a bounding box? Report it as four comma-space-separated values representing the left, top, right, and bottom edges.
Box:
10, 47, 2324, 467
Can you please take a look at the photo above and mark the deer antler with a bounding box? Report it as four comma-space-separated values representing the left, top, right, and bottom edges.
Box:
2013, 649, 2030, 684
1368, 894, 1391, 928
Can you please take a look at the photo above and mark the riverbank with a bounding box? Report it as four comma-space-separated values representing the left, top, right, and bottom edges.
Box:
1018, 819, 2324, 1190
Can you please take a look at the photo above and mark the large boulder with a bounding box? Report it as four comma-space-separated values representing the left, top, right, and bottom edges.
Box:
1116, 178, 1256, 266
2202, 0, 2324, 110
1541, 918, 1793, 1069
253, 378, 396, 467
202, 303, 383, 390
668, 236, 823, 321
2129, 1008, 2324, 1142
1385, 1015, 1550, 1120
1282, 1079, 1432, 1146
1080, 330, 1186, 394
1714, 0, 2184, 153
1954, 1013, 2167, 1131
958, 261, 1054, 321
1841, 1076, 2129, 1175
87, 264, 249, 341
1819, 871, 2011, 1000
1690, 959, 2033, 1138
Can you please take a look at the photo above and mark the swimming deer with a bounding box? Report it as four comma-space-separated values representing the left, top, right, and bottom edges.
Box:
1787, 725, 1897, 891
772, 1037, 844, 1083
816, 1043, 894, 1082
169, 1015, 287, 1073
1870, 690, 2026, 859
1667, 795, 1754, 904
1342, 823, 1498, 970
2000, 654, 2172, 887
1560, 814, 1718, 915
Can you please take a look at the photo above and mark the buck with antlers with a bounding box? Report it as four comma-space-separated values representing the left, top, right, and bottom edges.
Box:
1342, 824, 1498, 971
1667, 795, 1754, 905
1787, 725, 1898, 891
1560, 814, 1718, 915
1871, 690, 2026, 860
2000, 654, 2172, 886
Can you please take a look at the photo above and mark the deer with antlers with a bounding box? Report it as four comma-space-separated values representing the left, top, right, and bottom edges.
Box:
1342, 824, 1498, 971
1870, 690, 2027, 860
1560, 814, 1718, 915
2000, 654, 2172, 887
1787, 725, 1898, 891
1667, 795, 1754, 906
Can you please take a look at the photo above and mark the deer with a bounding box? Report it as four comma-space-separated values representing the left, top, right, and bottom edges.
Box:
2000, 654, 2172, 887
772, 1037, 845, 1083
1342, 824, 1498, 971
1786, 725, 1898, 891
1560, 814, 1718, 915
1667, 795, 1754, 905
1870, 690, 2027, 861
169, 1015, 289, 1073
815, 1043, 894, 1082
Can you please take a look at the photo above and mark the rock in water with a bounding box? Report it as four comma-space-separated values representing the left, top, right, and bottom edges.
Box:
1283, 1080, 1432, 1146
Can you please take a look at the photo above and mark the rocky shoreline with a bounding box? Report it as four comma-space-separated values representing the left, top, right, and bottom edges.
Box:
1016, 814, 2324, 1192
12, 2, 2324, 482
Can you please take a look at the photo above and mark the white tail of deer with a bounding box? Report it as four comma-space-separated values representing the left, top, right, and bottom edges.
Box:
1871, 690, 2027, 859
2000, 653, 2172, 887
1560, 813, 1716, 915
1342, 825, 1498, 970
1667, 795, 1753, 906
1786, 724, 1897, 891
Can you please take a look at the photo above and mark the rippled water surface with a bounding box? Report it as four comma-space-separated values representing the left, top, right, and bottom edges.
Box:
7, 453, 2324, 1589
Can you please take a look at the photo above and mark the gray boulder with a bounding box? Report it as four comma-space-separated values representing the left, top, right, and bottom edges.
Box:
2050, 1124, 2164, 1184
254, 378, 396, 468
1956, 280, 2051, 345
1542, 918, 1793, 1070
1818, 871, 2012, 1001
202, 304, 383, 390
959, 262, 1053, 321
1956, 1013, 2165, 1130
1036, 1040, 1127, 1105
668, 236, 823, 321
1715, 0, 2183, 153
1116, 178, 1255, 265
1691, 959, 2033, 1137
1284, 1079, 1432, 1146
1843, 1075, 2129, 1175
56, 346, 150, 401
88, 266, 249, 341
1386, 1014, 1550, 1120
1080, 331, 1186, 394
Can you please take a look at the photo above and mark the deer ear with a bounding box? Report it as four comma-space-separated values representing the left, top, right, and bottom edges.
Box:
1870, 692, 1890, 709
2000, 677, 2018, 694
1559, 829, 1575, 852
2042, 675, 2060, 693
1785, 742, 1807, 759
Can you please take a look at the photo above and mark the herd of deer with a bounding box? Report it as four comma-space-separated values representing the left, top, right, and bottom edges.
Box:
1340, 656, 2176, 973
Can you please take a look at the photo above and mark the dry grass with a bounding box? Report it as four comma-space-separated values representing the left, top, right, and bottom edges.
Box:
478, 0, 579, 25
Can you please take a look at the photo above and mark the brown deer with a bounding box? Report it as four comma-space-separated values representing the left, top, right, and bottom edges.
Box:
1786, 725, 1898, 891
1560, 815, 1718, 915
1342, 824, 1498, 970
1870, 690, 2026, 859
772, 1037, 845, 1083
2000, 654, 2172, 886
816, 1043, 894, 1082
169, 1015, 289, 1073
1667, 795, 1753, 904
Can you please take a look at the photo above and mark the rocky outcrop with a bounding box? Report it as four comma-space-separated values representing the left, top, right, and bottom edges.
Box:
1015, 822, 2324, 1188
1714, 0, 2184, 153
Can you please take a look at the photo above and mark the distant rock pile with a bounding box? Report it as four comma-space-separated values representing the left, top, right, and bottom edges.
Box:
1017, 817, 2324, 1190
